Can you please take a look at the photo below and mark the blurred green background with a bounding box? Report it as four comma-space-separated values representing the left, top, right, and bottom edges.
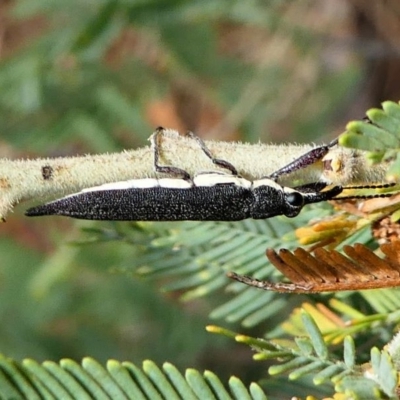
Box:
1, 0, 400, 397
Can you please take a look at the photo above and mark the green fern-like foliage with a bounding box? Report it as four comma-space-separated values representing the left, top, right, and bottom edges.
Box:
77, 205, 335, 329
0, 355, 268, 400
209, 311, 399, 399
341, 100, 400, 179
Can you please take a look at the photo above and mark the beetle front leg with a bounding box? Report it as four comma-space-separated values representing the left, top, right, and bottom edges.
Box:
269, 138, 338, 181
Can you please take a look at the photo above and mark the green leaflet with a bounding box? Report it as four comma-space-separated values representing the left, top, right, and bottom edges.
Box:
340, 101, 400, 178
0, 356, 267, 400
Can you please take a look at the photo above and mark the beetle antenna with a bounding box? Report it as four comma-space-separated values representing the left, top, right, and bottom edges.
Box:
333, 182, 398, 200
341, 183, 396, 190
334, 193, 396, 200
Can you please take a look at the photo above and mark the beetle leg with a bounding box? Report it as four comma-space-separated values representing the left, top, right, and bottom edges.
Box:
151, 127, 191, 180
185, 131, 238, 176
269, 138, 338, 181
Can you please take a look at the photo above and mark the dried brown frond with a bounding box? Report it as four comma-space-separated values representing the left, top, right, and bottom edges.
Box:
227, 241, 400, 293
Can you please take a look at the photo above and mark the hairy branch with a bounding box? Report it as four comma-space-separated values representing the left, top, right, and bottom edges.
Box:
0, 129, 389, 220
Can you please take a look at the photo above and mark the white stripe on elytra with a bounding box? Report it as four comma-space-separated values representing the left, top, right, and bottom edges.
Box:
81, 178, 193, 192
193, 173, 252, 188
158, 179, 193, 188
81, 179, 159, 192
66, 174, 286, 199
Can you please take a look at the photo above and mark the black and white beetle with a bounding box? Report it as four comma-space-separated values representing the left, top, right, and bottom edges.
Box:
25, 128, 343, 221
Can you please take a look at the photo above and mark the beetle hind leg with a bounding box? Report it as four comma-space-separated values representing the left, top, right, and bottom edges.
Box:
185, 131, 238, 175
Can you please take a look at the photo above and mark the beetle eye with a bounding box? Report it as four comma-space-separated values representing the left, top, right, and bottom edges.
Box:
286, 192, 304, 207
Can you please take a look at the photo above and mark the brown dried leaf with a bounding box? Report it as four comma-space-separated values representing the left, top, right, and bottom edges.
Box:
227, 241, 400, 293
